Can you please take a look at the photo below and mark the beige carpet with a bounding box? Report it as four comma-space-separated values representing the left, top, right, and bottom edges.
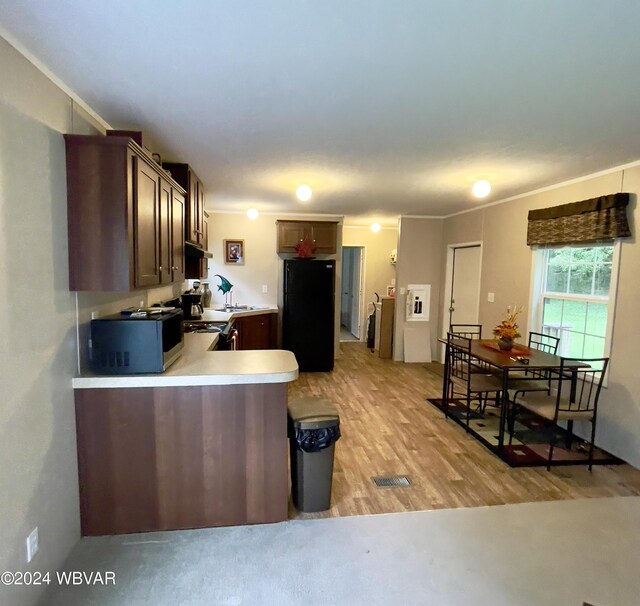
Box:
39, 497, 640, 606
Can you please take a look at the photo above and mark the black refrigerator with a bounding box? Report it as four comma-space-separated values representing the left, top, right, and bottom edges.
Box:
283, 259, 335, 372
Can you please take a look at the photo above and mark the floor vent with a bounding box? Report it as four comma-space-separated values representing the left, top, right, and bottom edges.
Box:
371, 475, 412, 488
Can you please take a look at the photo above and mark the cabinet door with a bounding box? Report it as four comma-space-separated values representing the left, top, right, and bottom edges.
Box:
199, 214, 209, 279
159, 179, 173, 284
310, 222, 338, 254
277, 221, 337, 254
134, 157, 161, 288
197, 181, 205, 246
187, 169, 199, 244
277, 222, 307, 253
236, 314, 276, 350
171, 189, 185, 282
202, 212, 209, 251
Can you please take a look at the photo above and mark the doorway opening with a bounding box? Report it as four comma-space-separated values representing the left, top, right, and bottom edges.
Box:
442, 243, 483, 353
340, 246, 364, 341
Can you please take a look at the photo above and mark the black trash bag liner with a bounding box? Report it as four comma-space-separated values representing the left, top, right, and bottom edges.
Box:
294, 424, 341, 452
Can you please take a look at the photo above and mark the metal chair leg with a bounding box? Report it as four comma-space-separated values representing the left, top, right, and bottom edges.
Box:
547, 440, 555, 471
466, 393, 471, 432
588, 417, 597, 472
508, 402, 517, 445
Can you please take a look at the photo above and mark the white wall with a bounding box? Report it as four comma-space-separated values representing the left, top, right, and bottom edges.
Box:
0, 35, 191, 606
393, 217, 444, 361
206, 212, 343, 354
0, 36, 100, 606
204, 213, 281, 307
342, 225, 398, 341
439, 169, 640, 468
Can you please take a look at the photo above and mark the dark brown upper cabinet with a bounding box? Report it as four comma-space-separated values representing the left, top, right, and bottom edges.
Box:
160, 177, 186, 284
64, 135, 186, 291
162, 162, 205, 248
276, 220, 339, 254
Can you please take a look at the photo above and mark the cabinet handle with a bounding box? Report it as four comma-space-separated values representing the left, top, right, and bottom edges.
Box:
159, 266, 163, 271
172, 266, 178, 271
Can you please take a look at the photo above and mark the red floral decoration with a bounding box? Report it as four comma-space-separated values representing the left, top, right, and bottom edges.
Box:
294, 237, 317, 258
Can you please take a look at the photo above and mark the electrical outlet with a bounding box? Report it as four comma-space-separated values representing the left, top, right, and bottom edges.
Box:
26, 527, 38, 562
91, 311, 98, 319
139, 300, 144, 307
487, 292, 495, 303
399, 287, 406, 295
262, 284, 268, 294
391, 278, 396, 286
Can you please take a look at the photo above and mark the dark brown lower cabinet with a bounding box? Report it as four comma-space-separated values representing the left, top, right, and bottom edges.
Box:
75, 383, 288, 536
234, 313, 278, 350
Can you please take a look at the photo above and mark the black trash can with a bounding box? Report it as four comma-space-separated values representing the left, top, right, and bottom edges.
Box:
288, 398, 341, 513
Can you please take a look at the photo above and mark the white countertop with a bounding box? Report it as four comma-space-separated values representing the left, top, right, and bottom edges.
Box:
72, 331, 298, 389
199, 306, 278, 322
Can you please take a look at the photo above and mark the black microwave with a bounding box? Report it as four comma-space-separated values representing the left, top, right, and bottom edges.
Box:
90, 309, 184, 374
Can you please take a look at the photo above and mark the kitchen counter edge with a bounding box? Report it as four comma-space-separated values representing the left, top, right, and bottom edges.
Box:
73, 332, 298, 389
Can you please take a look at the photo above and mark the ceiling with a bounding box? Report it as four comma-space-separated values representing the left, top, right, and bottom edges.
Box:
2, 1, 640, 226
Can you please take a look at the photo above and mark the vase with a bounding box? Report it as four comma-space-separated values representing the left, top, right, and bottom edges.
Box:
201, 283, 212, 308
497, 337, 514, 351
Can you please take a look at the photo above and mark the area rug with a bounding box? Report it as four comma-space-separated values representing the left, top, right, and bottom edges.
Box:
426, 398, 622, 468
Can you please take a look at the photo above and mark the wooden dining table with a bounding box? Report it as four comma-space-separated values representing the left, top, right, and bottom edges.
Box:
440, 338, 584, 451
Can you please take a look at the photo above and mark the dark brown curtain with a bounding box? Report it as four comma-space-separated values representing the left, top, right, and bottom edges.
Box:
527, 193, 631, 246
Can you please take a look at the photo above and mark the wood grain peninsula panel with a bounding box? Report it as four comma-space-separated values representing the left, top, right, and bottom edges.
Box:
75, 383, 288, 536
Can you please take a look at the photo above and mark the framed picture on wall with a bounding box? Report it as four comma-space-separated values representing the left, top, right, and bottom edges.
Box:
387, 286, 396, 298
224, 239, 244, 265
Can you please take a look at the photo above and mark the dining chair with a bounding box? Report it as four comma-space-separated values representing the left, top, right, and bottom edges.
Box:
507, 330, 561, 395
509, 356, 609, 470
446, 333, 503, 430
449, 324, 482, 339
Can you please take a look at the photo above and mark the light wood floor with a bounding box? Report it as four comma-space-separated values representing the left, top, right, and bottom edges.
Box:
288, 342, 640, 520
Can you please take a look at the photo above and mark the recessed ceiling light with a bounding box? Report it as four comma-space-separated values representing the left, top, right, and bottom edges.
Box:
296, 184, 313, 202
371, 223, 381, 233
247, 208, 259, 220
472, 180, 491, 199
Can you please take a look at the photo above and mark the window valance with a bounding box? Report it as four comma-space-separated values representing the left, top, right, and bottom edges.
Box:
527, 193, 631, 246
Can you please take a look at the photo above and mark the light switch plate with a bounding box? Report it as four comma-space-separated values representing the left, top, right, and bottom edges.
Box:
399, 287, 406, 295
488, 292, 495, 302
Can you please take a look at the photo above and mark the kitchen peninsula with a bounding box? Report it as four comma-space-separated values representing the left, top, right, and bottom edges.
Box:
73, 325, 298, 536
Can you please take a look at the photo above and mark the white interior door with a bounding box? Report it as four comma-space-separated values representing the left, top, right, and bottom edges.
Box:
349, 248, 363, 338
448, 245, 482, 328
341, 248, 352, 327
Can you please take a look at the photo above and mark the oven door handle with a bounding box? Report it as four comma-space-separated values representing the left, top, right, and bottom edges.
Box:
228, 328, 239, 351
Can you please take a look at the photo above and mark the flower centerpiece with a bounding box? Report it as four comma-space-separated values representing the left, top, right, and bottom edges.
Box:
493, 305, 523, 351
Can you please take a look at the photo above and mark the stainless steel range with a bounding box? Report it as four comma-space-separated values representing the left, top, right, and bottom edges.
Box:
183, 321, 227, 333
183, 320, 238, 350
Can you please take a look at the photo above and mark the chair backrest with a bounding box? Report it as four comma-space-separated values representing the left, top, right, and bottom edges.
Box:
522, 331, 561, 380
551, 357, 609, 418
447, 332, 473, 386
449, 324, 482, 340
528, 331, 560, 355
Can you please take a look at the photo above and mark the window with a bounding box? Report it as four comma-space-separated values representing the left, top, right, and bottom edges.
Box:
531, 243, 620, 364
